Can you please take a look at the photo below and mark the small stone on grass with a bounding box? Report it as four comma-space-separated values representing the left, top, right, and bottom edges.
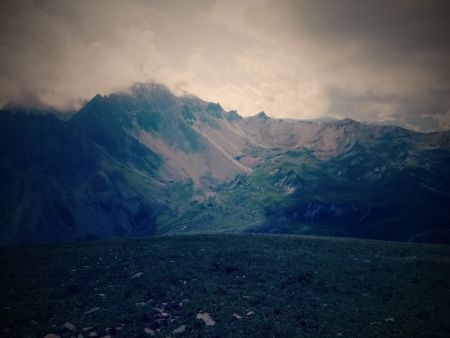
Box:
144, 328, 156, 336
131, 272, 143, 279
84, 307, 100, 315
173, 325, 186, 334
62, 322, 77, 332
196, 313, 215, 326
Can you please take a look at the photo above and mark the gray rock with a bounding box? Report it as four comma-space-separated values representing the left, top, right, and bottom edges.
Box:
61, 322, 77, 332
196, 313, 215, 326
131, 272, 143, 279
84, 307, 100, 315
173, 325, 186, 334
144, 328, 156, 336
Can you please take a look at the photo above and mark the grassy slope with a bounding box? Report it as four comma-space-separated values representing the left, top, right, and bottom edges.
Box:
1, 235, 449, 337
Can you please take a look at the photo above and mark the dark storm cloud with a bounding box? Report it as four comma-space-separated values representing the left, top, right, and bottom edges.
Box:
0, 0, 449, 131
281, 1, 450, 49
250, 0, 450, 130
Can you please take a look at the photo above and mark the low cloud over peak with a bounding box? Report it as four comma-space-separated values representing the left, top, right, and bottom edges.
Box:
1, 0, 449, 131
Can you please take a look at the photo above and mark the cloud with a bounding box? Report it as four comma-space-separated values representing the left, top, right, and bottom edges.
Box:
204, 0, 450, 131
0, 0, 449, 131
0, 0, 167, 110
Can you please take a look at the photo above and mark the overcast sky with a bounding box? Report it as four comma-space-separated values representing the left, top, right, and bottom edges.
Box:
1, 0, 450, 131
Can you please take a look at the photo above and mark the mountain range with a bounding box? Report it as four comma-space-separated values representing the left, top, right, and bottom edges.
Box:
1, 83, 450, 245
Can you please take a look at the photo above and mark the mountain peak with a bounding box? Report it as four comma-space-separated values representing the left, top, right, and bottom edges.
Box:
255, 111, 269, 121
225, 110, 242, 121
206, 102, 225, 118
335, 117, 359, 126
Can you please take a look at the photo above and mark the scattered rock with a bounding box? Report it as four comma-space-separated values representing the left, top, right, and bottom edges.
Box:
82, 327, 93, 332
246, 311, 254, 316
173, 325, 186, 334
144, 328, 156, 336
44, 334, 61, 338
61, 322, 77, 332
88, 332, 99, 337
233, 314, 242, 319
196, 312, 215, 326
384, 317, 395, 322
84, 307, 100, 315
131, 272, 144, 279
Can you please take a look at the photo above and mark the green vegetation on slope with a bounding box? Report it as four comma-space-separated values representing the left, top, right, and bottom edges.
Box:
162, 144, 450, 243
1, 234, 449, 337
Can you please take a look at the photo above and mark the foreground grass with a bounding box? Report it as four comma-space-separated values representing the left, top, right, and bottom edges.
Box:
0, 234, 449, 337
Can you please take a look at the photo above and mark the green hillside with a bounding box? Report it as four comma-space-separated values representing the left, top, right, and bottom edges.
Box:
1, 234, 449, 337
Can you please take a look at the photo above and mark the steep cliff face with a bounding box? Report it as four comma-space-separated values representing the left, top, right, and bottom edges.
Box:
0, 107, 164, 245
